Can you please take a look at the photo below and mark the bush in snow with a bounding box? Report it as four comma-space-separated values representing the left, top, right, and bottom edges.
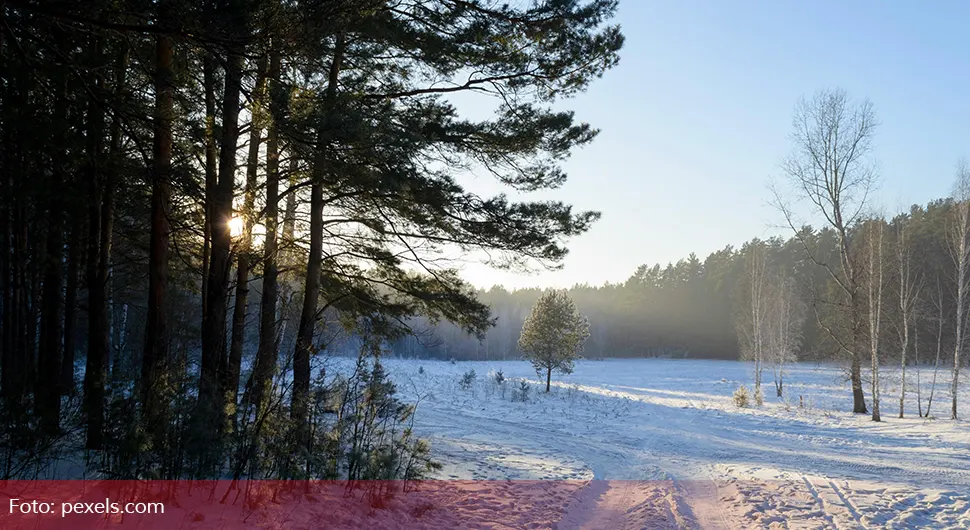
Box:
512, 380, 531, 403
493, 370, 505, 385
459, 370, 476, 391
225, 338, 440, 489
733, 385, 751, 408
418, 366, 424, 375
755, 386, 764, 407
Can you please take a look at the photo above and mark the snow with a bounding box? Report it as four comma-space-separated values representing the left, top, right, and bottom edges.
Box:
10, 358, 967, 529
380, 358, 970, 529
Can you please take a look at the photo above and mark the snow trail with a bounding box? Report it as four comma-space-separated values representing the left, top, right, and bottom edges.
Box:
376, 358, 970, 528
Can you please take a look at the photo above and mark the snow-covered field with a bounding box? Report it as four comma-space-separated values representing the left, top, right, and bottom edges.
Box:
376, 358, 970, 529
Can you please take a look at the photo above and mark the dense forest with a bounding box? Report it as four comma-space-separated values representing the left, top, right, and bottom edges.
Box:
389, 202, 954, 365
0, 0, 623, 480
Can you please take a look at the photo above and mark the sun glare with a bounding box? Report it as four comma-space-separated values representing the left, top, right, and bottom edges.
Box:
228, 217, 244, 238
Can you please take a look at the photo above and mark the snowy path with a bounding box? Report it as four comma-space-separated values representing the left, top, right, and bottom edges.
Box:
383, 358, 970, 529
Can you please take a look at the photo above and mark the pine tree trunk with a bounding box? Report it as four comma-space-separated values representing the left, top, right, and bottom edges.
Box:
143, 27, 174, 440
85, 42, 124, 450
227, 56, 268, 416
292, 37, 344, 430
60, 222, 80, 395
247, 50, 281, 414
9, 138, 29, 403
546, 367, 551, 392
27, 241, 40, 395
0, 150, 9, 400
282, 157, 298, 254
202, 52, 217, 320
37, 46, 69, 434
201, 48, 243, 436
292, 180, 321, 426
85, 170, 106, 448
8, 71, 30, 403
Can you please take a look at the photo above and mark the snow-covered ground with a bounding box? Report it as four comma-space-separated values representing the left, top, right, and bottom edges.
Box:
378, 358, 970, 529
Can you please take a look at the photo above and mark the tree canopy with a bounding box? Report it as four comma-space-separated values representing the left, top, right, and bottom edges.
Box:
0, 0, 623, 479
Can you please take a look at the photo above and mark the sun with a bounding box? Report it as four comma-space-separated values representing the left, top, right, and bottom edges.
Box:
228, 217, 244, 238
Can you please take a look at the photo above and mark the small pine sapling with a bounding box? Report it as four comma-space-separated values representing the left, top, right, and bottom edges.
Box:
512, 380, 531, 402
733, 385, 751, 408
459, 370, 476, 391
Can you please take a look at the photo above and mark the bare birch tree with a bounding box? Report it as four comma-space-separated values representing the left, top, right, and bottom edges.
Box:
772, 88, 879, 414
769, 269, 805, 397
924, 276, 946, 417
946, 160, 970, 420
893, 216, 922, 418
865, 218, 886, 422
736, 241, 769, 399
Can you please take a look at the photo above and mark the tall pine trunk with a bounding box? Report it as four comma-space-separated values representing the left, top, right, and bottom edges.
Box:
85, 42, 125, 450
8, 67, 30, 404
200, 39, 243, 447
228, 57, 268, 415
80, 36, 106, 442
60, 222, 80, 395
202, 49, 217, 319
0, 135, 10, 400
293, 37, 344, 429
247, 50, 281, 414
37, 42, 69, 434
292, 180, 322, 428
143, 25, 174, 441
8, 95, 29, 403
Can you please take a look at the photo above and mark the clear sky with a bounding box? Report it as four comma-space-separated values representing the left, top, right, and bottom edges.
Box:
457, 0, 970, 290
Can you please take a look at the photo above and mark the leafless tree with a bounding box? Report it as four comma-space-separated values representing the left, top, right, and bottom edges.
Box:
772, 88, 879, 414
768, 269, 805, 398
736, 241, 769, 398
864, 218, 886, 422
946, 160, 970, 420
893, 215, 922, 418
924, 276, 947, 417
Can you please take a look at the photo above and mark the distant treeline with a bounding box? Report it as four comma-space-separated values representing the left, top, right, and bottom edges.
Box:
387, 199, 959, 364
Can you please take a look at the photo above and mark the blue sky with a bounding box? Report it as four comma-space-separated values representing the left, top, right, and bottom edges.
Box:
457, 0, 970, 290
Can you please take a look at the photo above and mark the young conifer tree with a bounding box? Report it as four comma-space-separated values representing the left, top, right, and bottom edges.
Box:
519, 290, 590, 392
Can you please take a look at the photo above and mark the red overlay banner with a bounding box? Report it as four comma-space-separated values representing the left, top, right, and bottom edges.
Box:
0, 480, 692, 529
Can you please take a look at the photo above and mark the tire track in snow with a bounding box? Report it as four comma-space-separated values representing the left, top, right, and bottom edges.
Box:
827, 479, 866, 529
670, 465, 735, 530
802, 475, 840, 530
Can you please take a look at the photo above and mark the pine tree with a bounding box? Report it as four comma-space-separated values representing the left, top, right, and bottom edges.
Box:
518, 290, 590, 392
